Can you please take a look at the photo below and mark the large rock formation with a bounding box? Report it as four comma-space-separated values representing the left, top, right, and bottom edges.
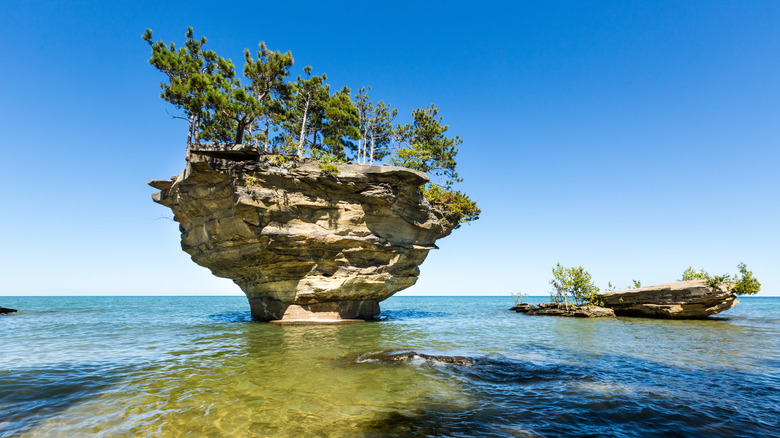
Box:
598, 280, 738, 319
149, 148, 456, 324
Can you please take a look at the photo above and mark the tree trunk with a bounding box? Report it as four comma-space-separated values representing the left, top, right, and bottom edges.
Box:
368, 118, 377, 165
193, 114, 200, 146
235, 120, 245, 145
297, 99, 310, 158
361, 125, 367, 164
370, 136, 376, 166
263, 113, 270, 152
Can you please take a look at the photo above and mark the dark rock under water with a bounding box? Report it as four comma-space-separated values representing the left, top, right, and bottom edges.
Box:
357, 350, 476, 365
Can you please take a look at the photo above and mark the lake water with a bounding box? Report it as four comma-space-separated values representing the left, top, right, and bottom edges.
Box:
1, 296, 778, 437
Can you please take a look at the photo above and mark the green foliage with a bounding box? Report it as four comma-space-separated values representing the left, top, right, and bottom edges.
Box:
310, 149, 344, 163
142, 27, 227, 149
422, 184, 480, 226
243, 42, 294, 150
320, 87, 360, 159
278, 66, 330, 157
733, 262, 761, 295
318, 163, 340, 175
390, 105, 462, 187
678, 263, 761, 295
145, 29, 479, 229
680, 267, 710, 281
632, 280, 642, 289
354, 87, 397, 165
244, 176, 257, 187
266, 154, 290, 166
549, 263, 602, 306
706, 274, 731, 288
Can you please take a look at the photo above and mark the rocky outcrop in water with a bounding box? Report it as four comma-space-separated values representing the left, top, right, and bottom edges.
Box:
0, 306, 17, 315
149, 148, 457, 323
357, 351, 476, 365
510, 303, 615, 318
598, 280, 738, 319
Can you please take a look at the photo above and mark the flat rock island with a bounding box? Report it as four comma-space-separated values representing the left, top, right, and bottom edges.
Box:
149, 147, 458, 324
598, 280, 738, 319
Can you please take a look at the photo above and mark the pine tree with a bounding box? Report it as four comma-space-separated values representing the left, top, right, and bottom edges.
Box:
321, 86, 361, 160
366, 101, 397, 165
143, 27, 224, 158
354, 87, 371, 164
242, 42, 294, 151
279, 67, 329, 158
391, 105, 462, 187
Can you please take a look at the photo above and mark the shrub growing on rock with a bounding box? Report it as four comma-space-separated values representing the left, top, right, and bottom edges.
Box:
679, 263, 761, 295
549, 263, 602, 307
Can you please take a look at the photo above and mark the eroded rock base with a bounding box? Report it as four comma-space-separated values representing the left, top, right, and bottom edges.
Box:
249, 296, 380, 324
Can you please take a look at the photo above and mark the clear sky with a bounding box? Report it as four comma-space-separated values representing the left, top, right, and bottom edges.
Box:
1, 1, 777, 297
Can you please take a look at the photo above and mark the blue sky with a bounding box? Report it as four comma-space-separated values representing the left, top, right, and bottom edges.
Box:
1, 1, 777, 296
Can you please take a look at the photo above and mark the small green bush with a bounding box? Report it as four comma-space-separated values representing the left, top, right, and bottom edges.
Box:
318, 163, 340, 175
678, 263, 761, 295
423, 183, 480, 226
733, 262, 761, 295
680, 267, 710, 281
549, 263, 602, 306
267, 154, 290, 166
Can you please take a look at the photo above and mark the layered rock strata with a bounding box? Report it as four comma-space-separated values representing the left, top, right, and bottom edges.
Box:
598, 280, 738, 319
510, 303, 615, 318
149, 149, 455, 323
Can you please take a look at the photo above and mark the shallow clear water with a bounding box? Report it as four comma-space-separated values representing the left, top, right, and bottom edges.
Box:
1, 296, 778, 437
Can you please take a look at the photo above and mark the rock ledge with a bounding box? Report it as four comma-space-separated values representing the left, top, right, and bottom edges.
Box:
510, 303, 615, 318
598, 280, 738, 319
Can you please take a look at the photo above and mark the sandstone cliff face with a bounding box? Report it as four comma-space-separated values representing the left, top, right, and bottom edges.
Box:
149, 150, 456, 323
598, 280, 738, 319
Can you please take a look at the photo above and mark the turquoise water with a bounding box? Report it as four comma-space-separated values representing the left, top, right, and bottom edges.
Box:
1, 296, 778, 437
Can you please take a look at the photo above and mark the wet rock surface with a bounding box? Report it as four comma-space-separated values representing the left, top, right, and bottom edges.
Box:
149, 150, 456, 323
510, 303, 615, 318
598, 280, 738, 319
357, 350, 476, 366
0, 306, 18, 315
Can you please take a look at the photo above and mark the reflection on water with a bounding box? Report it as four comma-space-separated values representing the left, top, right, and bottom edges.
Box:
0, 296, 778, 437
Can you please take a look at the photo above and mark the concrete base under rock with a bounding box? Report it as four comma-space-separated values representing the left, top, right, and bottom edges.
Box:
249, 297, 380, 324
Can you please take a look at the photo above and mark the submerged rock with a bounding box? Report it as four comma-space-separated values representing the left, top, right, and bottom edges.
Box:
0, 306, 17, 315
358, 351, 476, 366
149, 149, 457, 323
511, 302, 615, 318
598, 280, 738, 319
